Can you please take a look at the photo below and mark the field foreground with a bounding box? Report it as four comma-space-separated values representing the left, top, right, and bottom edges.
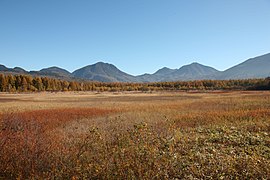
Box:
0, 91, 270, 179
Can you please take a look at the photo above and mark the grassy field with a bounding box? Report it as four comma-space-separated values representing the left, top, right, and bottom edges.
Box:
0, 91, 269, 179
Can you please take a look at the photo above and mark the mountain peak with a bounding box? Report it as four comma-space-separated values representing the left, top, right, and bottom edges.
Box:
94, 61, 112, 66
13, 67, 27, 73
181, 62, 217, 69
160, 67, 172, 70
218, 52, 270, 79
95, 61, 107, 65
72, 62, 137, 82
40, 66, 70, 72
1, 52, 269, 82
154, 67, 176, 76
29, 66, 72, 79
84, 62, 117, 70
190, 62, 200, 65
185, 62, 205, 67
171, 62, 219, 80
0, 64, 9, 71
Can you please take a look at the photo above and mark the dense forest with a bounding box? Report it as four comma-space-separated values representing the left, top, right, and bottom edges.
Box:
0, 74, 269, 92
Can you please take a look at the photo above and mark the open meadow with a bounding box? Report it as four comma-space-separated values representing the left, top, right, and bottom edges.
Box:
0, 91, 269, 179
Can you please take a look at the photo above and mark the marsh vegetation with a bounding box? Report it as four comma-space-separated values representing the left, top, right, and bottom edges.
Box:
0, 91, 269, 179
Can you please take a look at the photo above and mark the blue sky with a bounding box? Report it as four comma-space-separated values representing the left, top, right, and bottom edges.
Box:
0, 0, 270, 75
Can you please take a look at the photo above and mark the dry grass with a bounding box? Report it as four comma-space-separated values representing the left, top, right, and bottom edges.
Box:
0, 91, 269, 179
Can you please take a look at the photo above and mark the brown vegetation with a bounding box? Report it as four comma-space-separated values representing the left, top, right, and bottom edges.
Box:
0, 91, 269, 179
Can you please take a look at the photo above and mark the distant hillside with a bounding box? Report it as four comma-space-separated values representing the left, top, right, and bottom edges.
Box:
0, 65, 27, 74
30, 67, 72, 79
137, 63, 219, 82
153, 67, 177, 76
216, 53, 270, 79
137, 67, 177, 82
13, 67, 27, 74
72, 62, 138, 82
162, 62, 219, 81
1, 52, 270, 82
0, 65, 9, 71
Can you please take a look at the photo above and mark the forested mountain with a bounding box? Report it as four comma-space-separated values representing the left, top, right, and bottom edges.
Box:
72, 62, 138, 82
0, 53, 269, 82
153, 67, 177, 76
215, 53, 270, 79
137, 63, 219, 82
0, 65, 8, 71
157, 62, 219, 81
136, 67, 177, 82
0, 65, 27, 74
30, 67, 72, 79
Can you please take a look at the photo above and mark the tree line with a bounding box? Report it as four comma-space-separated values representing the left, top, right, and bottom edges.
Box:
0, 74, 269, 92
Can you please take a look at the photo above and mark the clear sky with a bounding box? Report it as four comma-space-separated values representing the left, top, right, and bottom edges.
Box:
0, 0, 270, 75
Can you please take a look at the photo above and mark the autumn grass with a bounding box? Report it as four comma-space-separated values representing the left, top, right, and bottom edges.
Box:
0, 91, 269, 179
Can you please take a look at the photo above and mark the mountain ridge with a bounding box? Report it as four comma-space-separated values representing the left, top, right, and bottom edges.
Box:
72, 62, 138, 82
1, 53, 270, 82
30, 66, 72, 79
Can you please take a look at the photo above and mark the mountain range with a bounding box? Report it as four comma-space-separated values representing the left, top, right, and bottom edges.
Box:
1, 53, 270, 82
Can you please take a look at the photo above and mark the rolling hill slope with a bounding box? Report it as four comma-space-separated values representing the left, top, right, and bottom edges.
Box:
72, 62, 138, 82
1, 53, 270, 82
216, 53, 270, 79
